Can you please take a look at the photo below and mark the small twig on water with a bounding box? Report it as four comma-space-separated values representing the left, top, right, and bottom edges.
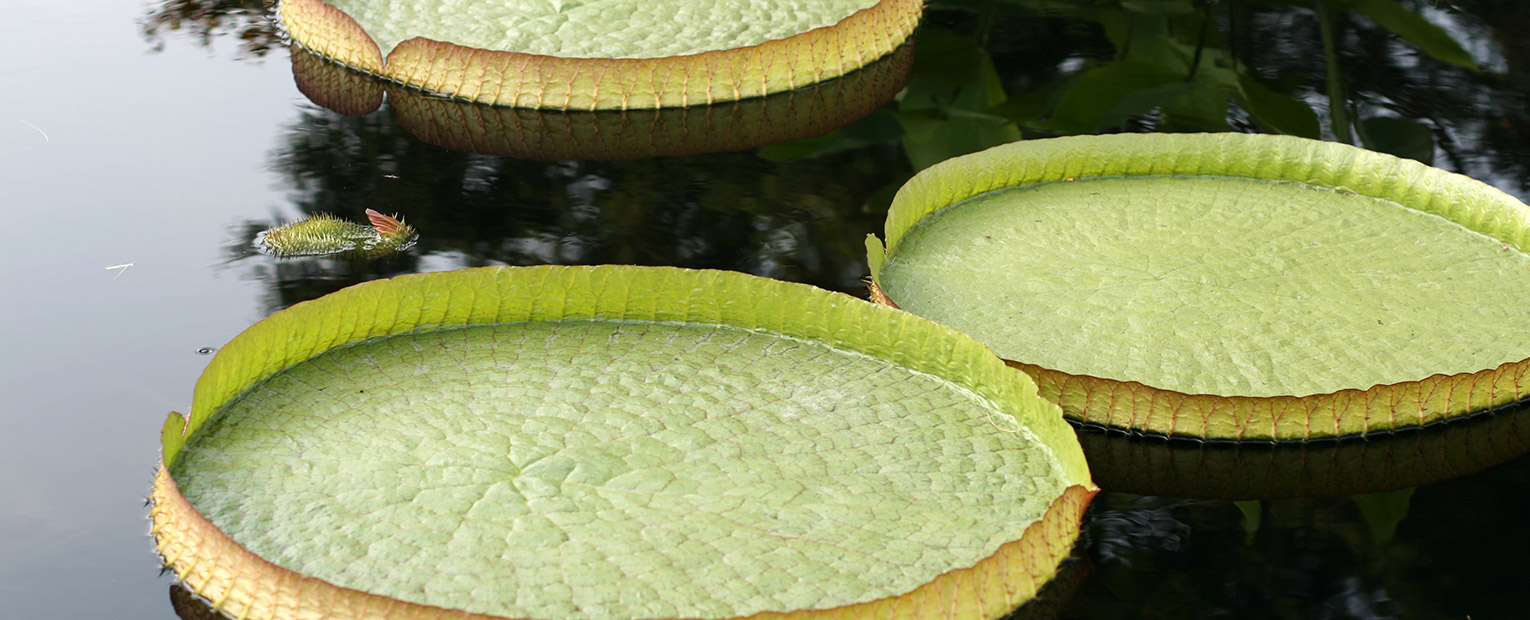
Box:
19, 119, 49, 142
106, 263, 134, 280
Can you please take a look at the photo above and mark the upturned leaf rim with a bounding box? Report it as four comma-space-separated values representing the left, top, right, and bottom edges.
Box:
276, 0, 922, 110
867, 133, 1530, 441
153, 265, 1096, 620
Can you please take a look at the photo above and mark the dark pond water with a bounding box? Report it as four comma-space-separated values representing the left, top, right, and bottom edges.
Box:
4, 1, 1530, 618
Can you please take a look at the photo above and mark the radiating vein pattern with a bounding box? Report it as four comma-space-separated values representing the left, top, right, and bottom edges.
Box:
172, 319, 1062, 619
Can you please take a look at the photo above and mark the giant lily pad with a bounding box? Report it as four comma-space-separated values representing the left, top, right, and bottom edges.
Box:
278, 0, 922, 110
868, 133, 1530, 442
151, 265, 1095, 620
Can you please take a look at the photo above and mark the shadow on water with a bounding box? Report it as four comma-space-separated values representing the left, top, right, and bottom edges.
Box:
1075, 396, 1530, 500
1066, 448, 1530, 620
287, 44, 916, 161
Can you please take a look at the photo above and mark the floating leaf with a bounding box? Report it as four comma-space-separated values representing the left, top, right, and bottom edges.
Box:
278, 0, 922, 109
152, 265, 1095, 620
870, 133, 1530, 441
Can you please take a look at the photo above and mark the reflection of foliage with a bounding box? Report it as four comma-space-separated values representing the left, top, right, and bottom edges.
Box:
1392, 450, 1530, 619
1064, 492, 1412, 619
169, 583, 231, 620
247, 105, 908, 313
245, 254, 420, 315
140, 0, 279, 57
1062, 451, 1530, 619
770, 0, 1530, 198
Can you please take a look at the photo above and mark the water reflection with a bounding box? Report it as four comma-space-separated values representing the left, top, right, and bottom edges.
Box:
779, 0, 1530, 198
1073, 493, 1409, 619
140, 0, 279, 58
143, 1, 1530, 197
236, 104, 907, 313
1076, 396, 1530, 499
139, 1, 1530, 619
1224, 0, 1530, 193
168, 583, 227, 620
1069, 450, 1530, 620
289, 45, 914, 160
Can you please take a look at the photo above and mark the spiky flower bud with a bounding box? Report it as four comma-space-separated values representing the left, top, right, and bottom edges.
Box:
255, 209, 418, 258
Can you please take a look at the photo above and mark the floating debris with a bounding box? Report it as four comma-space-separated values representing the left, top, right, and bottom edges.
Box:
255, 209, 417, 258
104, 262, 134, 279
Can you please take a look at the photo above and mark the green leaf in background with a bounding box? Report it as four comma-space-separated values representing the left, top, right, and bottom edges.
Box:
900, 34, 1009, 112
1237, 73, 1322, 139
758, 28, 1003, 166
896, 31, 1021, 169
1159, 81, 1232, 131
1099, 81, 1205, 130
1352, 487, 1415, 544
1045, 61, 1184, 133
1360, 115, 1436, 165
1352, 0, 1480, 71
897, 109, 1024, 170
917, 0, 1473, 144
1316, 0, 1356, 144
153, 266, 1096, 620
756, 108, 907, 160
1234, 500, 1262, 545
988, 71, 1081, 132
907, 27, 987, 88
1121, 0, 1198, 16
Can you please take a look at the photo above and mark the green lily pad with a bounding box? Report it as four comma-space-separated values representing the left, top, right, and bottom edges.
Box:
277, 0, 922, 109
333, 0, 876, 59
869, 133, 1530, 441
152, 266, 1094, 620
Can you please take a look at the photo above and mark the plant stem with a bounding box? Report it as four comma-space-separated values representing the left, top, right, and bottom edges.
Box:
1316, 0, 1354, 144
1187, 1, 1212, 81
